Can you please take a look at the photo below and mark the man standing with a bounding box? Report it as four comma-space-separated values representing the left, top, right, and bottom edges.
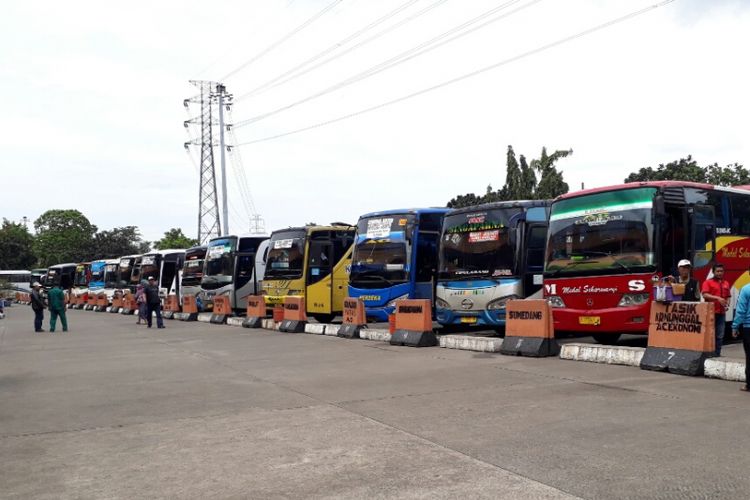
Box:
731, 272, 750, 392
48, 284, 68, 333
144, 276, 165, 329
702, 263, 731, 356
30, 282, 46, 332
667, 259, 701, 302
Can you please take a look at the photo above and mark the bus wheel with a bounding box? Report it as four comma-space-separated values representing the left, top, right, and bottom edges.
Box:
592, 333, 621, 345
311, 314, 335, 324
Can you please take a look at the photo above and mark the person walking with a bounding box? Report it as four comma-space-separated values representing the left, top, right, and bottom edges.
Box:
47, 283, 68, 333
702, 263, 731, 356
30, 282, 46, 332
731, 272, 750, 392
135, 283, 147, 325
144, 276, 164, 329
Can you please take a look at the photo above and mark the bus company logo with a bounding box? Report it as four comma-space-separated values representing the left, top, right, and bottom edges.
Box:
558, 285, 618, 294
359, 295, 380, 301
720, 246, 750, 259
467, 214, 486, 224
574, 211, 623, 227
460, 298, 473, 310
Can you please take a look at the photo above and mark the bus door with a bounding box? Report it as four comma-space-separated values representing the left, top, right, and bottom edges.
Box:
306, 234, 334, 315
331, 230, 354, 311
690, 204, 716, 270
234, 251, 257, 309
414, 213, 442, 301
522, 223, 547, 297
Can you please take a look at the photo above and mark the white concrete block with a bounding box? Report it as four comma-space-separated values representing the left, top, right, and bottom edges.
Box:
704, 358, 746, 382
559, 343, 645, 367
226, 317, 244, 327
105, 306, 112, 312
324, 324, 340, 336
304, 323, 326, 334
197, 313, 213, 323
439, 335, 504, 352
360, 328, 391, 342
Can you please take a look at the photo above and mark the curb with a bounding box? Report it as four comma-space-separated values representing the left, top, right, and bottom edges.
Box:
439, 335, 503, 352
559, 343, 644, 367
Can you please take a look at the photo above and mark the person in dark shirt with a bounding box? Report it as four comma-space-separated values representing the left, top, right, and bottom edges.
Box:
144, 276, 165, 329
30, 282, 46, 332
666, 259, 701, 302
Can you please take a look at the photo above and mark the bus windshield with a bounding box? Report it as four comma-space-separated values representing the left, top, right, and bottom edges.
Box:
74, 266, 88, 286
46, 269, 60, 286
545, 188, 656, 276
117, 258, 134, 288
182, 259, 205, 286
204, 238, 236, 284
351, 215, 412, 285
439, 208, 520, 280
140, 255, 160, 282
104, 264, 119, 287
266, 230, 306, 279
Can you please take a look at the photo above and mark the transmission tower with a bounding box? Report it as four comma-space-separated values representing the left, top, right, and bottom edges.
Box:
184, 81, 231, 244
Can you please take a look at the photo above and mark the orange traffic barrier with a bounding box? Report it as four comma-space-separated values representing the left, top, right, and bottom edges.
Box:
273, 305, 284, 323
242, 295, 266, 328
182, 295, 198, 314
501, 299, 558, 357
121, 293, 137, 314
213, 295, 232, 316
641, 301, 715, 376
279, 296, 307, 332
111, 293, 123, 309
96, 292, 108, 310
390, 299, 436, 347
338, 297, 366, 338
164, 294, 180, 313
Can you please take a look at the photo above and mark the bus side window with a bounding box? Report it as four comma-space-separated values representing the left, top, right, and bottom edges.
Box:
526, 226, 546, 270
415, 233, 439, 283
730, 194, 750, 236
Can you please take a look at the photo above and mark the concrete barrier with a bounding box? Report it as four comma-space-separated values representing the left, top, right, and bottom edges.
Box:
390, 299, 436, 347
324, 324, 340, 336
226, 317, 244, 327
559, 343, 645, 367
704, 358, 746, 382
501, 300, 558, 357
278, 297, 307, 333
304, 323, 326, 335
197, 312, 213, 323
440, 335, 504, 353
360, 328, 391, 342
262, 318, 277, 330
338, 297, 366, 338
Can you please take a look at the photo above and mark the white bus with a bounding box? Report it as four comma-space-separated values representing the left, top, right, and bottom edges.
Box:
0, 270, 32, 292
140, 249, 186, 299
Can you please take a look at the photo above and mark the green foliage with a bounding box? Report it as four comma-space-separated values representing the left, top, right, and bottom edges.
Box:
624, 156, 749, 186
153, 228, 198, 250
91, 226, 149, 259
33, 210, 97, 267
0, 219, 36, 269
447, 145, 572, 208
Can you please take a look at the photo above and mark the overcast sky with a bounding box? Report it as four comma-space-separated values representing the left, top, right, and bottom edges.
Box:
2, 0, 748, 243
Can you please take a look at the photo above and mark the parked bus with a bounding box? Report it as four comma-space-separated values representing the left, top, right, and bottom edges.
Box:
435, 200, 550, 329
71, 262, 91, 304
116, 255, 141, 293
543, 181, 750, 343
31, 268, 47, 287
349, 208, 449, 322
88, 260, 106, 291
263, 224, 355, 323
180, 245, 206, 303
0, 270, 32, 292
201, 236, 268, 312
139, 249, 185, 299
45, 263, 77, 290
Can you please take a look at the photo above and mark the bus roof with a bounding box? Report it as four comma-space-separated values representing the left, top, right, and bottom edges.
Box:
554, 181, 750, 202
48, 263, 78, 269
0, 270, 31, 274
207, 234, 268, 242
357, 207, 451, 218
142, 249, 185, 256
447, 199, 551, 214
118, 254, 141, 260
270, 225, 354, 235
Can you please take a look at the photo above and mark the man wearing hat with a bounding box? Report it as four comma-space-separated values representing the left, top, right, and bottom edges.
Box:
144, 276, 165, 329
30, 282, 46, 332
666, 259, 701, 302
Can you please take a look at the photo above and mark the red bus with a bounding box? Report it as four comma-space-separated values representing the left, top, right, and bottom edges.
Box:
543, 181, 750, 344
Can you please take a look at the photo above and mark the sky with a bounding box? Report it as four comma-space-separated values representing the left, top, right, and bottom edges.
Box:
2, 0, 749, 243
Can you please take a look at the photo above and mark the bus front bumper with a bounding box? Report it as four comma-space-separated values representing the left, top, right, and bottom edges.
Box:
550, 305, 649, 334
435, 307, 506, 327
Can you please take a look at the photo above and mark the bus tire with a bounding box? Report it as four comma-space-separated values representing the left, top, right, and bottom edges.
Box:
592, 333, 621, 345
311, 314, 335, 324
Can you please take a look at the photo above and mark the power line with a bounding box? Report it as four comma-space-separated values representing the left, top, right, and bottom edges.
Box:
235, 0, 423, 101
221, 0, 346, 81
232, 0, 537, 128
234, 0, 678, 147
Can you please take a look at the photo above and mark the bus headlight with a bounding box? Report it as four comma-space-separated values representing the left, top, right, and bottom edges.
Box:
547, 296, 566, 308
435, 297, 450, 309
387, 294, 409, 307
487, 295, 519, 310
617, 293, 649, 307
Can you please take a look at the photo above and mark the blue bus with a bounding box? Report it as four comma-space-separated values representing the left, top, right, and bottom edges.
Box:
348, 208, 449, 322
88, 260, 107, 291
435, 200, 550, 328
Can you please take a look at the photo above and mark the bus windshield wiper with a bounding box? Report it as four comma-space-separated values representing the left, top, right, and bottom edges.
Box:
351, 270, 394, 287
549, 260, 600, 277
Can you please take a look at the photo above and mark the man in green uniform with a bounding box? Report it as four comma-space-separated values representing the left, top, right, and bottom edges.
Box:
48, 284, 68, 333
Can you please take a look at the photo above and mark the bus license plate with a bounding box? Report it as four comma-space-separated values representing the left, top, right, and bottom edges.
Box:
460, 317, 477, 324
579, 316, 601, 326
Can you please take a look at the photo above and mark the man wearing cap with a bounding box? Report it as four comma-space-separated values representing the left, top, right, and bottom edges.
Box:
144, 276, 165, 329
30, 282, 46, 332
702, 263, 731, 356
667, 259, 701, 302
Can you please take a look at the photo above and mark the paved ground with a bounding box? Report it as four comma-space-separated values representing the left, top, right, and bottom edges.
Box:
1, 306, 748, 499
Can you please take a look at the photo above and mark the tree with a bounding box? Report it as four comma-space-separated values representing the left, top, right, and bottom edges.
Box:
519, 154, 536, 200
153, 228, 198, 250
623, 156, 749, 186
91, 226, 149, 259
0, 219, 36, 269
33, 210, 97, 267
502, 146, 523, 200
533, 147, 572, 200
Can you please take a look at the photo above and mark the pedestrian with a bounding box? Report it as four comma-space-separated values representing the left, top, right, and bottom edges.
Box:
135, 284, 147, 324
144, 276, 164, 329
731, 270, 750, 392
701, 263, 731, 356
47, 283, 68, 333
666, 259, 701, 302
30, 282, 46, 332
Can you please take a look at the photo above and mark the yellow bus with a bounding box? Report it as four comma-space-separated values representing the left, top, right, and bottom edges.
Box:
263, 224, 355, 323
